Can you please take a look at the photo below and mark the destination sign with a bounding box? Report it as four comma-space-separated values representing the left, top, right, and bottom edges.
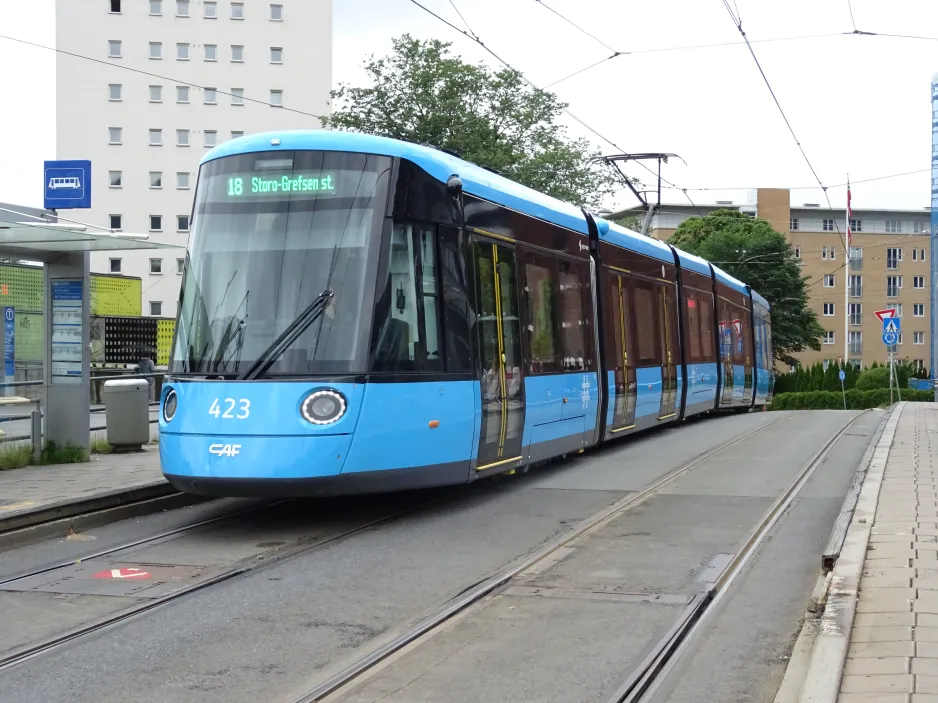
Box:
225, 173, 336, 198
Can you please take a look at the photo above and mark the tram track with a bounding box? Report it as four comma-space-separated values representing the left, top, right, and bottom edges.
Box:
287, 412, 796, 703
0, 492, 454, 672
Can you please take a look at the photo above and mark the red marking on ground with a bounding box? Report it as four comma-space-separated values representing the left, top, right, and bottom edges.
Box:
92, 567, 151, 580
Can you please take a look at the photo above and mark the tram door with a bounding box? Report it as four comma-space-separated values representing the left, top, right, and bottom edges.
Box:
473, 239, 525, 470
658, 284, 678, 418
720, 301, 734, 404
609, 273, 636, 430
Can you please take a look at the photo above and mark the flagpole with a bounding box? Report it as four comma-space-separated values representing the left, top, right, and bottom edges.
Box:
844, 176, 851, 367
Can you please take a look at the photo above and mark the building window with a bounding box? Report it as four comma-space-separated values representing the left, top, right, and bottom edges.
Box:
204, 130, 217, 147
823, 219, 835, 231
231, 2, 244, 18
109, 214, 122, 230
913, 249, 918, 261
149, 171, 163, 188
176, 258, 185, 274
823, 274, 835, 288
149, 128, 162, 146
915, 275, 925, 289
794, 245, 801, 259
915, 303, 925, 317
916, 221, 929, 234
790, 218, 799, 231
176, 43, 189, 60
204, 1, 216, 17
885, 220, 902, 233
270, 47, 283, 64
823, 331, 835, 345
894, 303, 903, 317
109, 171, 122, 188
176, 0, 188, 16
231, 88, 244, 105
176, 85, 189, 103
886, 248, 902, 269
823, 302, 834, 316
886, 275, 902, 298
231, 45, 244, 62
176, 172, 190, 189
230, 130, 244, 139
849, 246, 863, 270
108, 83, 122, 101
821, 246, 828, 259
110, 0, 121, 12
109, 258, 122, 273
176, 129, 189, 147
109, 127, 122, 144
915, 331, 925, 345
922, 249, 927, 262
149, 42, 162, 60
205, 44, 217, 61
149, 85, 162, 102
849, 275, 862, 297
149, 217, 162, 232
108, 40, 122, 58
849, 303, 862, 326
177, 215, 190, 232
270, 90, 283, 107
850, 219, 862, 232
848, 331, 862, 355
150, 301, 163, 316
270, 3, 282, 20
203, 88, 217, 104
149, 0, 161, 14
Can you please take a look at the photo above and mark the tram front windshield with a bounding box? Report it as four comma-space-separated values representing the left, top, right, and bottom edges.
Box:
170, 150, 392, 376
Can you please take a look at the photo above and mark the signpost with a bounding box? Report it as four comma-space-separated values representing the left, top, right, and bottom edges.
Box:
839, 368, 847, 410
881, 313, 902, 405
43, 160, 92, 210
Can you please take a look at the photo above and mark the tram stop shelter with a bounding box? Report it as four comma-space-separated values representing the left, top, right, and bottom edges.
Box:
0, 216, 176, 451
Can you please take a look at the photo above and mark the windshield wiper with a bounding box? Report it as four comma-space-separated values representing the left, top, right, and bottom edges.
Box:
237, 289, 334, 381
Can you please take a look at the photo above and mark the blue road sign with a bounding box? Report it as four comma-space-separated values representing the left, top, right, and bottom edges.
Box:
3, 307, 13, 377
883, 332, 900, 346
43, 160, 91, 209
839, 369, 846, 381
883, 317, 901, 335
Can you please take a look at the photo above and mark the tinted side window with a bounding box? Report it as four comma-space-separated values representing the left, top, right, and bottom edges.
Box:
634, 281, 659, 365
438, 225, 471, 373
522, 252, 560, 374
699, 294, 714, 359
685, 291, 701, 363
558, 259, 589, 371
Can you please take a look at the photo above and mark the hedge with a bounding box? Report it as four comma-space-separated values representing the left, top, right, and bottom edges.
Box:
769, 389, 934, 411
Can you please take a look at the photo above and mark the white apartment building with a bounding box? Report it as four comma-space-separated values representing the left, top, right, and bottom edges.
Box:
55, 0, 333, 318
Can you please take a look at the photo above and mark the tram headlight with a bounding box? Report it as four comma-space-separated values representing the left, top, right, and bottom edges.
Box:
301, 389, 347, 425
163, 389, 178, 423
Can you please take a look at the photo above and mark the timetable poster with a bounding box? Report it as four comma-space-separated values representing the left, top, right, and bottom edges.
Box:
51, 279, 83, 385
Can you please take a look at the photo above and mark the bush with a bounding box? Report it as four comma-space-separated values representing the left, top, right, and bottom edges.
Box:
769, 389, 933, 411
855, 366, 891, 390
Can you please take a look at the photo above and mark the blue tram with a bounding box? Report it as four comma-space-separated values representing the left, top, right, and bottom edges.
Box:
160, 131, 774, 497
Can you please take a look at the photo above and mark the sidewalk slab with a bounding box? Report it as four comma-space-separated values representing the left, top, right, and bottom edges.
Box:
0, 444, 175, 535
784, 402, 938, 703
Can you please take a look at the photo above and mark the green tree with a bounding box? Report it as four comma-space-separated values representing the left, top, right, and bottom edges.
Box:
324, 35, 618, 209
613, 215, 642, 231
669, 209, 824, 368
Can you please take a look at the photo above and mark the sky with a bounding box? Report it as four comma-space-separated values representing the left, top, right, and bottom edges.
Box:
1, 0, 937, 215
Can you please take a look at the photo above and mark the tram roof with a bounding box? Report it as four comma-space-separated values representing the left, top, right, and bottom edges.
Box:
202, 130, 590, 235
711, 263, 750, 297
594, 219, 674, 264
751, 289, 770, 310
671, 247, 712, 277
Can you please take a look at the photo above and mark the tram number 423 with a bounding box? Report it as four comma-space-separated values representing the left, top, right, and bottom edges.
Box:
208, 398, 250, 419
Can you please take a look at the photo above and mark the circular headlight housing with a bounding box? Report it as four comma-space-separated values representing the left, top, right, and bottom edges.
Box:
163, 389, 178, 423
301, 389, 347, 425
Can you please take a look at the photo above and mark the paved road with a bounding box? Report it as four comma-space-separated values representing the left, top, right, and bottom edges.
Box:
0, 410, 879, 703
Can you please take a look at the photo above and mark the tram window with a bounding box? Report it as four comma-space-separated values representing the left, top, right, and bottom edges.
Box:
370, 223, 443, 372
685, 293, 702, 363
634, 282, 659, 365
522, 253, 559, 374
558, 259, 588, 371
699, 294, 714, 358
438, 225, 471, 373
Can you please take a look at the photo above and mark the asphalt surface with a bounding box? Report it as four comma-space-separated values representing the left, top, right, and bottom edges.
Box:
0, 409, 873, 703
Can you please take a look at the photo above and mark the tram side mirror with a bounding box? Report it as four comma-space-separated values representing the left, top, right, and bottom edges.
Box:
446, 174, 463, 199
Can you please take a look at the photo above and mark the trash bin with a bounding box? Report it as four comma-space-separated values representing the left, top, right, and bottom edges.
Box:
103, 379, 150, 451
